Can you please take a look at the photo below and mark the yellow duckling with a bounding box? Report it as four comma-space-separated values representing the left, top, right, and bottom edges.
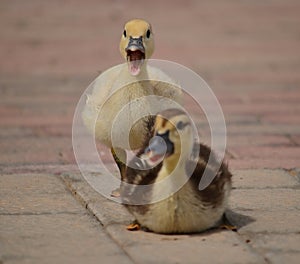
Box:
82, 19, 181, 181
121, 108, 232, 234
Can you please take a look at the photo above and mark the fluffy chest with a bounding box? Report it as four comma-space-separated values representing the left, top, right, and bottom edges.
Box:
131, 174, 226, 233
93, 81, 179, 149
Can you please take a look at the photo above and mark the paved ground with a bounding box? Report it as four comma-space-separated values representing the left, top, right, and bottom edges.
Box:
1, 0, 300, 263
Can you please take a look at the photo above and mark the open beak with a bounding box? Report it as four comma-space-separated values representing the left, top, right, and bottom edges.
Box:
126, 36, 145, 76
143, 131, 174, 165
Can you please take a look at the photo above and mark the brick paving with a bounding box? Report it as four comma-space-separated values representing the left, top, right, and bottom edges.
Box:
1, 0, 300, 263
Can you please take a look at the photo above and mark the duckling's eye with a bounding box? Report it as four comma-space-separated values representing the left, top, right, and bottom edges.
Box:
176, 121, 185, 130
123, 30, 127, 38
146, 29, 151, 38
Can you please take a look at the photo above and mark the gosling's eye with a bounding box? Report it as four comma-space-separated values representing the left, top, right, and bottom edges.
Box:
123, 30, 127, 38
176, 121, 185, 130
146, 29, 151, 38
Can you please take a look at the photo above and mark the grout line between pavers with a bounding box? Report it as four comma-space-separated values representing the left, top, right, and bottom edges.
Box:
0, 211, 82, 216
58, 173, 138, 264
286, 134, 300, 147
58, 174, 91, 213
285, 168, 300, 183
0, 164, 79, 175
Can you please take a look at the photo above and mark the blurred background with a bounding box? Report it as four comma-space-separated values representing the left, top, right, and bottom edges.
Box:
0, 0, 299, 168
2, 0, 300, 80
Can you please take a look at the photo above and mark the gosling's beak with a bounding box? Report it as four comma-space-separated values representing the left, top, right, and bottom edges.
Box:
126, 36, 145, 76
144, 132, 174, 164
126, 36, 145, 53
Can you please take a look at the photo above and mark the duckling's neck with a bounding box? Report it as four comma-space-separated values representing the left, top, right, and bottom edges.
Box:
162, 141, 194, 176
163, 151, 190, 176
162, 154, 179, 174
155, 153, 188, 186
115, 63, 153, 97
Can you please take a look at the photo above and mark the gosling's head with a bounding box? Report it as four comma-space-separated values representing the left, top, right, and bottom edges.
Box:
119, 19, 154, 76
144, 109, 194, 169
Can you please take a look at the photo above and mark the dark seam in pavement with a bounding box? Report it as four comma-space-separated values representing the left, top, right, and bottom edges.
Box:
57, 174, 137, 264
0, 211, 82, 216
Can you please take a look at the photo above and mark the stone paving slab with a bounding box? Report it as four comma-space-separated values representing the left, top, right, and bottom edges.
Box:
248, 233, 300, 264
229, 159, 300, 170
232, 169, 300, 189
231, 210, 300, 234
60, 168, 300, 264
0, 174, 82, 214
0, 172, 134, 264
0, 214, 133, 264
250, 233, 300, 253
265, 252, 300, 264
61, 171, 266, 264
106, 224, 265, 264
61, 171, 134, 227
230, 189, 300, 211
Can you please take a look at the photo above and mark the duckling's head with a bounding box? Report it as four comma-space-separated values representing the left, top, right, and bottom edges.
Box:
120, 19, 154, 76
144, 109, 194, 171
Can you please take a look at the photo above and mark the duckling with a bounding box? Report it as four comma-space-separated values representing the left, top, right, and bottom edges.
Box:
82, 19, 181, 183
121, 108, 232, 234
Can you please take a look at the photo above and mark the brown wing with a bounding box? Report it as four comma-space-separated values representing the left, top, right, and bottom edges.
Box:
187, 143, 232, 208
